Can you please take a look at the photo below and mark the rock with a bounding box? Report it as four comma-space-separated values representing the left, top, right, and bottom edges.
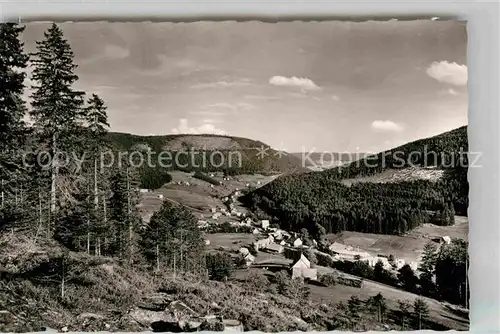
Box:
211, 302, 220, 308
128, 308, 176, 327
223, 319, 243, 332
168, 300, 199, 319
104, 323, 111, 329
138, 293, 173, 311
76, 312, 104, 320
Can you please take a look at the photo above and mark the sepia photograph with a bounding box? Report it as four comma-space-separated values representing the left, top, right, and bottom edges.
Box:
0, 19, 469, 332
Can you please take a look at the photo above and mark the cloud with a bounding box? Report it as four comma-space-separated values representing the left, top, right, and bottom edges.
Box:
191, 80, 252, 89
171, 118, 226, 135
426, 61, 468, 86
205, 102, 255, 112
269, 75, 321, 91
371, 120, 404, 132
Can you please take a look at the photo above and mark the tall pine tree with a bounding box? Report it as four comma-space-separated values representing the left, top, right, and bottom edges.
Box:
0, 23, 28, 227
29, 23, 85, 230
81, 94, 110, 255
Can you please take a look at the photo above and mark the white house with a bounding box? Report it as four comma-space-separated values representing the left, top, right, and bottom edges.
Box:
260, 220, 270, 229
139, 189, 149, 193
293, 238, 303, 248
244, 253, 255, 266
366, 256, 391, 269
291, 254, 317, 280
204, 239, 211, 246
158, 194, 164, 199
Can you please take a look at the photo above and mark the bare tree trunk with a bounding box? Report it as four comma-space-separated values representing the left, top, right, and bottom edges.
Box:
102, 194, 107, 254
49, 133, 59, 236
156, 244, 160, 272
94, 158, 100, 256
34, 190, 43, 243
61, 257, 65, 298
173, 252, 176, 281
126, 167, 133, 262
87, 220, 91, 254
1, 179, 4, 210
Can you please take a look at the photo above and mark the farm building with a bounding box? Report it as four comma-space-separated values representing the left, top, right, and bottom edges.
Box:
264, 243, 284, 254
254, 236, 273, 250
243, 253, 255, 267
329, 242, 371, 261
204, 240, 211, 246
293, 238, 303, 248
365, 256, 391, 269
197, 220, 208, 228
291, 254, 317, 280
239, 247, 250, 256
260, 220, 270, 229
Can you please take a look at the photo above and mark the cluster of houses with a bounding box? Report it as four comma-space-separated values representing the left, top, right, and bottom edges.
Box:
252, 227, 307, 256
328, 241, 418, 271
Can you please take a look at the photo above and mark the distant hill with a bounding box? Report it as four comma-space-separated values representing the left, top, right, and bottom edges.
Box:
106, 132, 308, 189
242, 126, 469, 237
289, 152, 370, 169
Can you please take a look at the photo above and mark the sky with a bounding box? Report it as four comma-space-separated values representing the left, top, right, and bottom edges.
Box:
21, 20, 468, 153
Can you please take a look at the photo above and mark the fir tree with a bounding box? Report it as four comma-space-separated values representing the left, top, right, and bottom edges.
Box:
139, 200, 204, 274
418, 241, 438, 296
397, 300, 411, 330
29, 23, 85, 229
0, 23, 28, 225
369, 293, 387, 323
413, 297, 429, 330
81, 93, 110, 255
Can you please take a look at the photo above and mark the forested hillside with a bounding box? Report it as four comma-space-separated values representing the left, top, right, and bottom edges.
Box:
106, 132, 307, 189
243, 127, 468, 238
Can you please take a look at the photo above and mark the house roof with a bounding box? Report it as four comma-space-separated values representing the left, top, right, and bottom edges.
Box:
265, 243, 283, 252
292, 254, 311, 268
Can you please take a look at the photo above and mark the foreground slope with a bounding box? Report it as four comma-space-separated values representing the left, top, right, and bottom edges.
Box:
0, 234, 468, 332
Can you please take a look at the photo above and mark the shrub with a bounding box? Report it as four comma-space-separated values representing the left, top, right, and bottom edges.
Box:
245, 271, 270, 293
206, 253, 234, 281
319, 273, 336, 287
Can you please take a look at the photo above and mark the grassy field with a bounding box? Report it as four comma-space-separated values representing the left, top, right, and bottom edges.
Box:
203, 233, 258, 252
138, 171, 278, 222
408, 216, 468, 240
325, 216, 468, 263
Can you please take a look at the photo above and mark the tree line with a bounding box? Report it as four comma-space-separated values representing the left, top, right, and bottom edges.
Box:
243, 172, 457, 238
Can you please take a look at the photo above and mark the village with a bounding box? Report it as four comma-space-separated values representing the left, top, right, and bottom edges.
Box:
138, 171, 457, 293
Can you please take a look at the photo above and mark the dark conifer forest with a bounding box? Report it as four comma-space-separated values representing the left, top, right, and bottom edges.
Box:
243, 126, 468, 237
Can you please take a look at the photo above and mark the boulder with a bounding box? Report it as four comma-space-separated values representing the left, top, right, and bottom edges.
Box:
128, 308, 176, 328
138, 293, 173, 311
